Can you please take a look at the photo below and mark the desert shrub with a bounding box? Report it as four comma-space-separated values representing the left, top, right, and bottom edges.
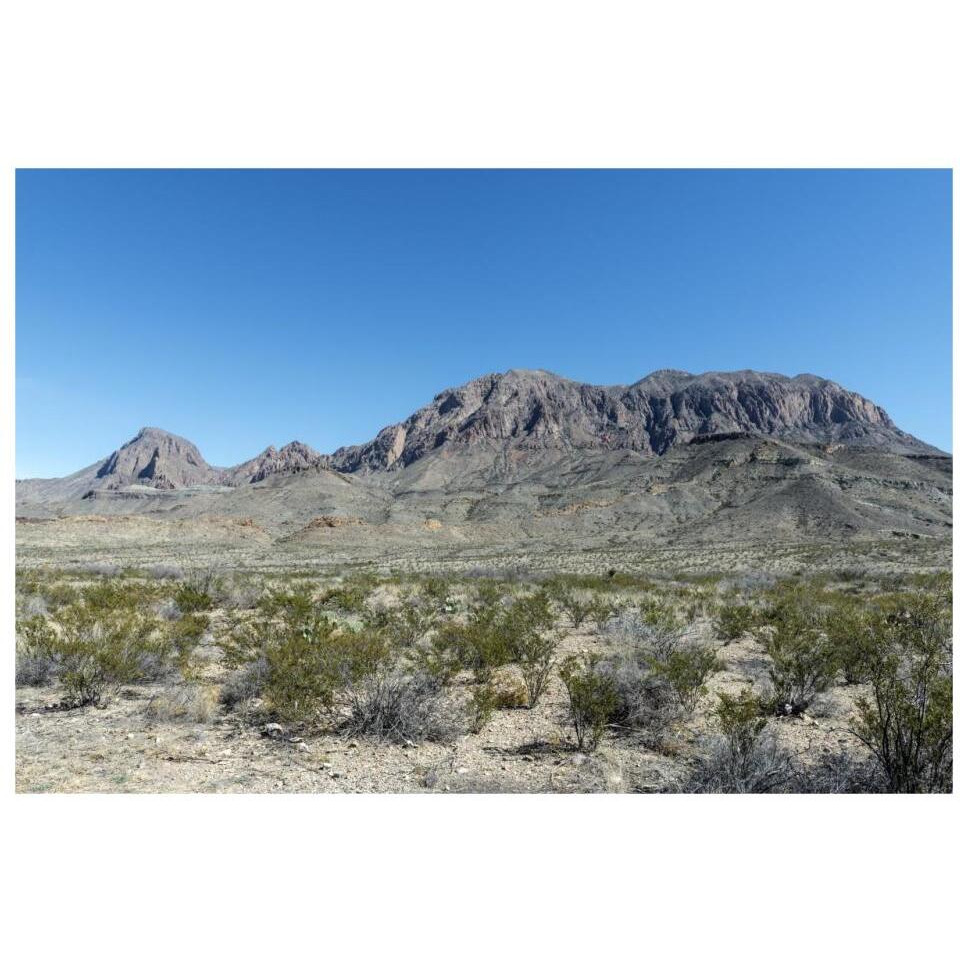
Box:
320, 571, 378, 613
758, 598, 838, 715
409, 630, 463, 685
342, 669, 446, 743
826, 604, 876, 685
258, 585, 315, 624
168, 612, 210, 678
595, 655, 680, 747
586, 597, 619, 631
603, 608, 681, 660
82, 577, 168, 615
221, 578, 262, 611
16, 616, 59, 687
38, 605, 167, 705
544, 579, 591, 627
637, 597, 683, 635
714, 603, 754, 643
439, 607, 512, 684
261, 616, 349, 723
502, 591, 559, 706
558, 655, 618, 752
145, 684, 218, 723
514, 632, 557, 707
220, 657, 269, 708
222, 604, 343, 722
362, 600, 434, 648
41, 581, 82, 611
852, 593, 952, 793
686, 690, 791, 793
175, 582, 215, 613
789, 750, 883, 794
467, 683, 498, 733
652, 643, 723, 713
421, 575, 452, 605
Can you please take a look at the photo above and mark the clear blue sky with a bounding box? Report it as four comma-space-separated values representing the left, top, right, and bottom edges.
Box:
16, 169, 952, 477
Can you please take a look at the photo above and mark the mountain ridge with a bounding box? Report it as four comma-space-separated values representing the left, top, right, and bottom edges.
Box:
16, 369, 945, 504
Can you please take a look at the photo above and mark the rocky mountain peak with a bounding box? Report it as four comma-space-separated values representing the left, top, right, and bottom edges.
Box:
94, 427, 219, 490
328, 368, 927, 472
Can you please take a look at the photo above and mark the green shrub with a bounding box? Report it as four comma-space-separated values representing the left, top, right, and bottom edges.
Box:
468, 683, 498, 733
637, 597, 683, 636
260, 616, 344, 722
686, 690, 791, 794
33, 605, 167, 705
653, 643, 723, 713
586, 597, 619, 631
544, 579, 590, 627
175, 582, 214, 613
558, 655, 618, 751
502, 591, 559, 706
41, 581, 82, 611
758, 599, 837, 715
83, 579, 159, 614
168, 612, 210, 678
320, 571, 378, 613
439, 607, 511, 684
824, 602, 875, 685
16, 616, 59, 686
258, 585, 315, 625
714, 603, 754, 643
853, 593, 952, 793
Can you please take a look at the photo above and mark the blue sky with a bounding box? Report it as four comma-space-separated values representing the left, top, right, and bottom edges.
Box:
16, 169, 952, 477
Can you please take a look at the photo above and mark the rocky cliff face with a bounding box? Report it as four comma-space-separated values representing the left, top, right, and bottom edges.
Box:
93, 427, 222, 490
227, 441, 325, 484
17, 369, 939, 503
327, 368, 926, 472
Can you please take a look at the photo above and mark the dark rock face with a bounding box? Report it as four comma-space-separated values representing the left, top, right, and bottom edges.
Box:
93, 427, 221, 489
328, 368, 929, 472
227, 441, 325, 484
17, 369, 940, 505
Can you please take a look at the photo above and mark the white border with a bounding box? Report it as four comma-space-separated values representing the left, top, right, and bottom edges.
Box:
1, 3, 956, 958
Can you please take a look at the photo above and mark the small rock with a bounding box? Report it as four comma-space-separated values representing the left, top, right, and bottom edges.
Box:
261, 723, 284, 738
456, 767, 469, 774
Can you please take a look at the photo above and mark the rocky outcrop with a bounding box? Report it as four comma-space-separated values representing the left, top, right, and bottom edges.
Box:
94, 427, 221, 489
327, 368, 931, 472
227, 441, 325, 484
17, 369, 941, 504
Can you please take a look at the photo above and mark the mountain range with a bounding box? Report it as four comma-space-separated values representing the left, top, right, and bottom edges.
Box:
16, 369, 951, 553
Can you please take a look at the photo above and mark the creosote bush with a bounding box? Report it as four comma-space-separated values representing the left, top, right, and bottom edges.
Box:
19, 604, 168, 706
853, 591, 952, 793
221, 591, 451, 738
686, 690, 791, 794
714, 603, 754, 643
758, 596, 838, 715
558, 655, 618, 751
652, 643, 723, 713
